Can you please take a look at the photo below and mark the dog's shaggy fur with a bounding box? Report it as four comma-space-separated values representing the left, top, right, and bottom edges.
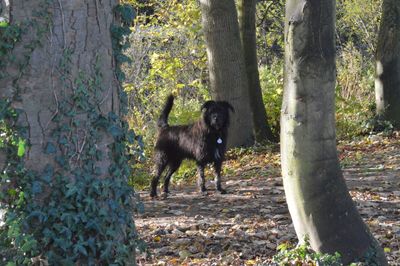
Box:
150, 95, 234, 198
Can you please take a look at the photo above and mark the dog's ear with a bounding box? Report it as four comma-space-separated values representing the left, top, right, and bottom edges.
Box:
220, 101, 235, 113
201, 100, 216, 111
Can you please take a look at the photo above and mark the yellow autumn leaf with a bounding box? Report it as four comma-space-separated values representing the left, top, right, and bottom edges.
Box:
153, 235, 161, 242
245, 259, 257, 265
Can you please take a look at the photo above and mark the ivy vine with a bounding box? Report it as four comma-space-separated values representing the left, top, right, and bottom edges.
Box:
0, 2, 144, 265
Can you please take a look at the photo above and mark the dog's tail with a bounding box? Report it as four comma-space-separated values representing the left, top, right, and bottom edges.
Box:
157, 94, 174, 129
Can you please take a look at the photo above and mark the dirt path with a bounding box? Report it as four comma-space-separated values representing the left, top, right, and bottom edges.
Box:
136, 134, 400, 265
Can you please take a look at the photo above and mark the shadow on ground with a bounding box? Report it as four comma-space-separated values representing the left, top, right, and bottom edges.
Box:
136, 134, 400, 265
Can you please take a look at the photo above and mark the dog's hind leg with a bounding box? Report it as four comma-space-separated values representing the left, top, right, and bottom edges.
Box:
214, 161, 227, 194
197, 164, 207, 194
162, 161, 181, 198
150, 159, 167, 198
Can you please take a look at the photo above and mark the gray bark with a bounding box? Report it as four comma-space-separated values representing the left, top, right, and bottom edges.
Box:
199, 0, 254, 147
2, 0, 119, 193
375, 0, 400, 128
281, 0, 387, 264
238, 0, 275, 143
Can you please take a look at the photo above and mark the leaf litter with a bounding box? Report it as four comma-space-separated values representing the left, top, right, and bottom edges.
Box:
136, 132, 400, 265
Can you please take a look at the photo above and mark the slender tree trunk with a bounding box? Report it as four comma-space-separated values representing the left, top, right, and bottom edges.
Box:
375, 0, 400, 128
281, 0, 387, 264
199, 0, 254, 147
237, 0, 275, 143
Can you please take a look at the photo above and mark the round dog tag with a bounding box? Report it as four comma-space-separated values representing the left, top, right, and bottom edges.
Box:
217, 138, 223, 144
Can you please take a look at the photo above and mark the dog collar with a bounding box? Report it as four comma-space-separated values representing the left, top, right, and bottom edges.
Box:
217, 138, 223, 144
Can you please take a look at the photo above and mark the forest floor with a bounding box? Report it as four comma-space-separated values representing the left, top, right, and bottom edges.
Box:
135, 132, 400, 265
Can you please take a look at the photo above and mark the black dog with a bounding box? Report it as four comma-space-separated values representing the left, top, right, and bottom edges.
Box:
150, 95, 234, 198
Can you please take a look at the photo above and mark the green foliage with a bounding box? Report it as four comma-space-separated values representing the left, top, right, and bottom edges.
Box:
259, 62, 284, 137
336, 42, 376, 139
123, 0, 208, 145
256, 0, 285, 64
0, 3, 144, 265
272, 238, 342, 266
334, 1, 381, 139
0, 22, 22, 72
337, 0, 382, 55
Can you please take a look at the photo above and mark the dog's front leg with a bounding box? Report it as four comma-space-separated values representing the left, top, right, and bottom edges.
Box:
197, 164, 207, 194
214, 161, 227, 194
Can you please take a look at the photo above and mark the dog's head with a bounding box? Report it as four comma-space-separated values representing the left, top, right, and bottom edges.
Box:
201, 100, 234, 131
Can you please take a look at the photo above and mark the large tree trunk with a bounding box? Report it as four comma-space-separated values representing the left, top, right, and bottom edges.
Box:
199, 0, 254, 147
3, 0, 118, 177
237, 0, 275, 143
1, 0, 137, 263
375, 0, 400, 128
281, 0, 387, 264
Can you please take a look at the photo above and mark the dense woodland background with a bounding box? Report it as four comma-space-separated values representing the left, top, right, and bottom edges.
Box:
125, 0, 386, 187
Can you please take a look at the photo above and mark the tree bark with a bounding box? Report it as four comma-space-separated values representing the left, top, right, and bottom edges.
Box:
3, 0, 119, 178
237, 0, 276, 143
375, 0, 400, 128
199, 0, 254, 147
1, 0, 137, 263
281, 0, 387, 264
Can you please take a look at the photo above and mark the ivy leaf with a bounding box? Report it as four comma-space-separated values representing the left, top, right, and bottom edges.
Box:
59, 135, 68, 145
56, 155, 67, 168
108, 125, 123, 138
45, 142, 57, 154
108, 112, 118, 121
21, 238, 37, 252
17, 138, 26, 157
95, 150, 103, 161
32, 181, 42, 194
41, 164, 54, 182
87, 237, 96, 254
94, 115, 109, 129
0, 21, 9, 28
27, 211, 45, 222
100, 241, 113, 259
65, 185, 78, 198
118, 4, 136, 24
126, 130, 135, 144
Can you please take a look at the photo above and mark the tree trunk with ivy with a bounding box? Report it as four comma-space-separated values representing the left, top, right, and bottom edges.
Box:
237, 0, 275, 143
199, 0, 254, 147
0, 0, 140, 264
375, 0, 400, 128
281, 0, 387, 264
